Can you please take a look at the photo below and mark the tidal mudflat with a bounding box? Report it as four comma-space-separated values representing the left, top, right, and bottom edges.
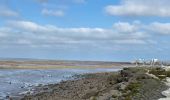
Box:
0, 68, 120, 99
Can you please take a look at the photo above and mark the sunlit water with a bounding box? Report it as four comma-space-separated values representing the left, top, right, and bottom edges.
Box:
0, 68, 120, 99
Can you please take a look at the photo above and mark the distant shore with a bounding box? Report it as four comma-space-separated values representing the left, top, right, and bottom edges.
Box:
0, 60, 133, 69
17, 67, 168, 100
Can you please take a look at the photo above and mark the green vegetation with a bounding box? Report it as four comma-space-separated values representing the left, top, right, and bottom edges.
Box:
125, 82, 141, 95
149, 67, 170, 79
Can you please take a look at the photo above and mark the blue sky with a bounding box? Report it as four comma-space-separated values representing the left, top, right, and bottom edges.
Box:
0, 0, 170, 61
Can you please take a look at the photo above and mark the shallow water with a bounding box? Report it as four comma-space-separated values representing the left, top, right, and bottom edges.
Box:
0, 68, 120, 99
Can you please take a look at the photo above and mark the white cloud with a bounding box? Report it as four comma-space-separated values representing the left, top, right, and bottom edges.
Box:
114, 39, 146, 44
42, 8, 65, 17
17, 39, 32, 45
105, 0, 170, 17
8, 20, 147, 38
5, 20, 170, 49
149, 22, 170, 34
2, 20, 150, 48
113, 22, 139, 33
0, 6, 18, 17
0, 27, 11, 37
8, 20, 45, 32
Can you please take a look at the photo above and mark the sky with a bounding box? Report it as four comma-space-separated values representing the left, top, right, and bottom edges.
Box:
0, 0, 170, 61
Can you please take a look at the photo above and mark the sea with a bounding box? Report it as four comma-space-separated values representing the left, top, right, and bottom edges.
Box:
0, 68, 120, 99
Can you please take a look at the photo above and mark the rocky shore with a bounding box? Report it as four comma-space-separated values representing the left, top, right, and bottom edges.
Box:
12, 67, 169, 100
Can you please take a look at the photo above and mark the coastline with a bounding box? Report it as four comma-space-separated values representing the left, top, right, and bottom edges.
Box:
0, 68, 121, 100
0, 60, 133, 69
159, 67, 170, 100
14, 67, 167, 100
159, 77, 170, 100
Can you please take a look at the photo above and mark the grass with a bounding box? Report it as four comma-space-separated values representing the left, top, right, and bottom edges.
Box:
149, 67, 170, 79
125, 82, 141, 95
120, 82, 142, 100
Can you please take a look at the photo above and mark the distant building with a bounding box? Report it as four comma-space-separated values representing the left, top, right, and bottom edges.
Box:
133, 58, 162, 67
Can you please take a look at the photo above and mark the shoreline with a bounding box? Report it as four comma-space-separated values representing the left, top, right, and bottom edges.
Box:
0, 65, 126, 69
159, 67, 170, 100
0, 68, 121, 100
0, 60, 133, 69
13, 67, 167, 100
159, 77, 170, 100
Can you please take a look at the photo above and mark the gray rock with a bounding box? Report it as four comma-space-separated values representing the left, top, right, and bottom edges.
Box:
117, 83, 127, 90
110, 90, 122, 97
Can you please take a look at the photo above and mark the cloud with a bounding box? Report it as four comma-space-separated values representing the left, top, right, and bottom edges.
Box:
0, 27, 11, 37
38, 0, 85, 17
42, 8, 65, 17
114, 39, 146, 44
8, 20, 147, 39
0, 6, 18, 17
2, 20, 150, 48
36, 0, 85, 5
113, 21, 140, 33
105, 0, 170, 17
17, 39, 32, 45
148, 22, 170, 34
7, 20, 44, 32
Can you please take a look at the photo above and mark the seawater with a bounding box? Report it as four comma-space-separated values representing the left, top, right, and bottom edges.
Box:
0, 68, 120, 99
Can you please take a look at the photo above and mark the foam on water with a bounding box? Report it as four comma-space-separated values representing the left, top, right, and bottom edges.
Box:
0, 68, 120, 99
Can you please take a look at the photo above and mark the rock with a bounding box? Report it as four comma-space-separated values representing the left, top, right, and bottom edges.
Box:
20, 67, 168, 100
117, 83, 127, 90
110, 90, 122, 97
6, 95, 10, 99
90, 96, 97, 100
97, 92, 112, 100
82, 88, 98, 99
